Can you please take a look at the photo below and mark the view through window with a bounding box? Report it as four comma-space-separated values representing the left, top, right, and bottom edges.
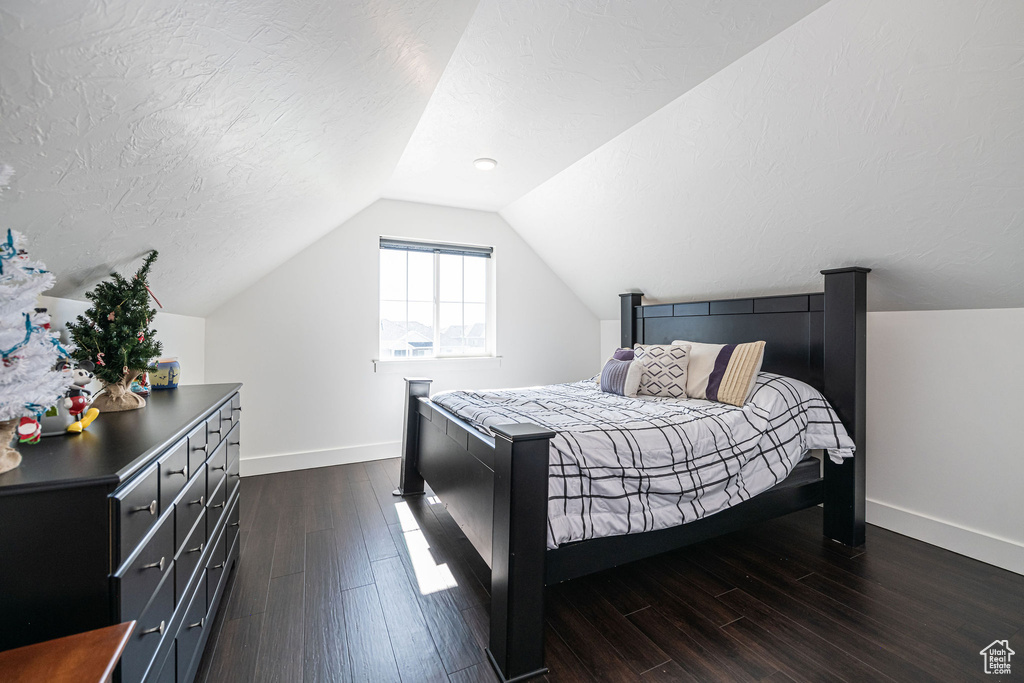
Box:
379, 238, 492, 359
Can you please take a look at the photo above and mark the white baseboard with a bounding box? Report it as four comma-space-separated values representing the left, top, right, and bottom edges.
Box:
240, 441, 401, 477
866, 499, 1024, 575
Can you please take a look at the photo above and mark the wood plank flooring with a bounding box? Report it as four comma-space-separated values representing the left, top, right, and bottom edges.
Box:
195, 459, 1024, 682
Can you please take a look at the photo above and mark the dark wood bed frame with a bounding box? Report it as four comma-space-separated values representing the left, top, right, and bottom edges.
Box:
394, 267, 869, 682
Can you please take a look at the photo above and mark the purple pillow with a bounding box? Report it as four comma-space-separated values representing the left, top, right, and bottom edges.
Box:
612, 348, 634, 361
600, 359, 631, 394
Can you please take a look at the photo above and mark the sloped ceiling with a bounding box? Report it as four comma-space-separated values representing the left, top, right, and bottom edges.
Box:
382, 0, 829, 210
3, 0, 1021, 318
0, 0, 478, 314
504, 0, 1024, 318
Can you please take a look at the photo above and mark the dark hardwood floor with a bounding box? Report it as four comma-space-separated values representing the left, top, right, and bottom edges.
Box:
195, 459, 1023, 682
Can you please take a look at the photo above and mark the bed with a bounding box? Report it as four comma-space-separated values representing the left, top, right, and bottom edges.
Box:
394, 267, 868, 682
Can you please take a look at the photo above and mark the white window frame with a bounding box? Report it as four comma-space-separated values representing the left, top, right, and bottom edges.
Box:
376, 237, 497, 367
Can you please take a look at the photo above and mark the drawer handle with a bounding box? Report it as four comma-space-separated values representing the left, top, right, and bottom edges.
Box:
212, 501, 225, 509
229, 441, 240, 446
189, 495, 205, 507
211, 464, 225, 472
209, 428, 221, 435
192, 444, 207, 453
188, 617, 205, 630
229, 473, 240, 479
212, 561, 225, 569
166, 467, 186, 477
229, 521, 240, 528
132, 500, 157, 515
140, 620, 165, 636
141, 556, 166, 572
187, 542, 205, 554
221, 415, 232, 423
232, 406, 241, 412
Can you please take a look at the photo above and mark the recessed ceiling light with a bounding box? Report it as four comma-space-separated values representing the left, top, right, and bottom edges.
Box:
473, 158, 497, 171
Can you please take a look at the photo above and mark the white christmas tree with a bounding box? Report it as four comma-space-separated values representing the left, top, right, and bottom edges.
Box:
0, 225, 73, 473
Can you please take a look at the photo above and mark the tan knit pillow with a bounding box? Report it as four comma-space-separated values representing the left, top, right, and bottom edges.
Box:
671, 340, 766, 406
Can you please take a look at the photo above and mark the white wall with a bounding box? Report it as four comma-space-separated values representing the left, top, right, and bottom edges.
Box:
867, 308, 1024, 574
39, 295, 206, 385
205, 199, 600, 475
601, 309, 1024, 574
503, 0, 1024, 318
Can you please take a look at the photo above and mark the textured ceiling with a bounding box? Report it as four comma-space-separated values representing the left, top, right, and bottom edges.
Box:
502, 0, 1024, 318
383, 0, 828, 211
0, 0, 478, 314
3, 0, 1020, 318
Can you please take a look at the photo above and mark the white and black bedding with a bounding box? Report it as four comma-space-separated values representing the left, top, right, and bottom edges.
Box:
432, 373, 854, 549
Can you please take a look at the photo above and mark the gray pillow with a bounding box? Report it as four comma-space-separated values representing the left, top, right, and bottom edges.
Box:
600, 358, 642, 397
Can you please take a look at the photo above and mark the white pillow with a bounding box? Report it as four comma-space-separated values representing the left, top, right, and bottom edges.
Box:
671, 340, 765, 406
633, 343, 691, 399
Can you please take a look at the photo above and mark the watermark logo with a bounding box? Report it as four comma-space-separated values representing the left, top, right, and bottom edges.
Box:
980, 640, 1015, 675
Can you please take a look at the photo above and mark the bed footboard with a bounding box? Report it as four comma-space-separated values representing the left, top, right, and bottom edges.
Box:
395, 378, 431, 498
488, 424, 554, 682
396, 378, 554, 682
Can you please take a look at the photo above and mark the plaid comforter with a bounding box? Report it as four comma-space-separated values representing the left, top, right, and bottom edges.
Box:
431, 373, 854, 549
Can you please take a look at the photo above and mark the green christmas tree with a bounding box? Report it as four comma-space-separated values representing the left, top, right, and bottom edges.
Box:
66, 251, 163, 412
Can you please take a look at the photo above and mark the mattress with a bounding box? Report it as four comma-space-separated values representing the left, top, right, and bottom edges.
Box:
431, 373, 853, 549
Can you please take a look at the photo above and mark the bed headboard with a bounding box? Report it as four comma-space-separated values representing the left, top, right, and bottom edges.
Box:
624, 290, 826, 391
620, 267, 870, 545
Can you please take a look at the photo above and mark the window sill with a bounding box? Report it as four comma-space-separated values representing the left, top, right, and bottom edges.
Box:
372, 356, 502, 374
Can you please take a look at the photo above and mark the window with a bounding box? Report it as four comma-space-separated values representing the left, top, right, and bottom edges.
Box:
379, 238, 493, 360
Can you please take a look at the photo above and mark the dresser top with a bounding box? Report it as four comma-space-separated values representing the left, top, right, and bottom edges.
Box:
0, 383, 241, 495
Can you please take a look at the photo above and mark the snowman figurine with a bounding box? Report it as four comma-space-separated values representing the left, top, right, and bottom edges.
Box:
64, 360, 100, 433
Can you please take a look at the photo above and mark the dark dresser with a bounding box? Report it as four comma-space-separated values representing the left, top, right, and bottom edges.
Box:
0, 383, 242, 683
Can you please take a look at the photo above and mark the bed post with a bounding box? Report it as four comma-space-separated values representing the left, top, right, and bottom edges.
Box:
620, 292, 643, 347
394, 377, 431, 497
821, 267, 870, 546
487, 423, 555, 683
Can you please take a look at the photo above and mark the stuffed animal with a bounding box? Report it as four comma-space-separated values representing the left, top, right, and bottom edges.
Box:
63, 360, 100, 433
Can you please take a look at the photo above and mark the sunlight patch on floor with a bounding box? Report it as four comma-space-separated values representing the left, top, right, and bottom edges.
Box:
394, 501, 458, 595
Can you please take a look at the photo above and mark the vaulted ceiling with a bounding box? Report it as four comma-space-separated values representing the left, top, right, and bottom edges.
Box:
2, 0, 1021, 317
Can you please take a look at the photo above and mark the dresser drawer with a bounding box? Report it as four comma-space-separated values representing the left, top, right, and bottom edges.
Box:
225, 423, 240, 490
206, 439, 228, 501
206, 475, 228, 536
115, 464, 161, 562
174, 466, 207, 552
174, 509, 207, 606
205, 521, 227, 613
186, 422, 208, 477
205, 412, 224, 455
121, 569, 175, 683
175, 572, 208, 683
224, 489, 241, 555
158, 440, 189, 514
218, 403, 236, 436
115, 509, 174, 621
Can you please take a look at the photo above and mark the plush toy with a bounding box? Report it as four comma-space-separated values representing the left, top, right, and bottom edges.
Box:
63, 360, 100, 433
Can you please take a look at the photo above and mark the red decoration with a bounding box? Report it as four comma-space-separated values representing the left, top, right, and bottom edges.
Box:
17, 416, 41, 444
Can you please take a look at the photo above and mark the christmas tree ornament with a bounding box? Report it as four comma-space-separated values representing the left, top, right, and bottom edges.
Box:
0, 222, 74, 473
17, 416, 41, 444
66, 251, 163, 412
